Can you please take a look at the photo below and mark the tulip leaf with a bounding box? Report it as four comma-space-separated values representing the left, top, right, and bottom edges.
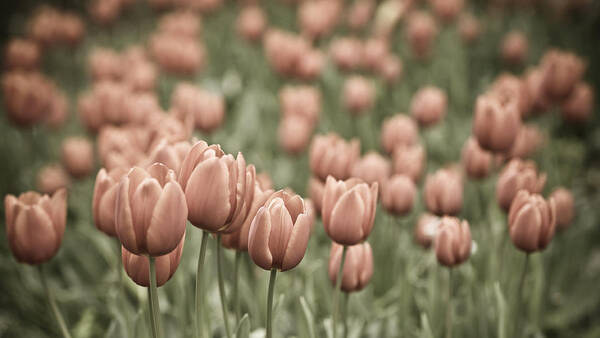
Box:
494, 282, 507, 338
299, 296, 316, 338
234, 313, 250, 338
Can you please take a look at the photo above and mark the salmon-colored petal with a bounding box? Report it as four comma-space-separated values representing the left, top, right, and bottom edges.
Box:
285, 194, 304, 223
127, 167, 151, 199
508, 190, 530, 227
13, 205, 58, 264
178, 140, 209, 190
281, 213, 311, 271
146, 181, 188, 256
248, 207, 273, 270
97, 185, 119, 236
116, 177, 139, 254
267, 199, 293, 268
322, 176, 347, 231
328, 190, 365, 245
131, 178, 162, 251
510, 204, 542, 253
435, 227, 456, 266
359, 243, 374, 290
4, 194, 18, 239
93, 169, 111, 228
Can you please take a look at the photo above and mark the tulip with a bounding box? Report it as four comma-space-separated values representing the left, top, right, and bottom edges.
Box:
424, 168, 463, 216
88, 48, 123, 82
381, 174, 416, 216
4, 39, 40, 70
541, 49, 585, 100
458, 14, 480, 44
461, 137, 492, 179
158, 10, 201, 38
508, 125, 543, 159
46, 91, 69, 130
377, 54, 403, 83
351, 152, 391, 188
496, 159, 546, 212
150, 33, 205, 75
1, 71, 56, 127
309, 133, 360, 181
405, 11, 437, 59
144, 139, 191, 174
237, 6, 266, 42
89, 0, 122, 25
308, 176, 325, 215
61, 137, 94, 179
434, 217, 471, 266
492, 74, 532, 118
278, 115, 313, 154
171, 83, 225, 133
561, 82, 594, 123
347, 0, 374, 30
37, 164, 70, 195
550, 187, 574, 231
524, 67, 552, 114
92, 167, 127, 237
115, 163, 187, 256
329, 37, 364, 70
328, 242, 373, 292
298, 0, 341, 39
297, 48, 324, 80
322, 176, 378, 245
343, 76, 375, 115
363, 38, 389, 71
414, 213, 440, 249
124, 59, 157, 93
508, 190, 556, 253
392, 143, 426, 182
472, 93, 522, 153
248, 190, 312, 271
4, 189, 67, 264
501, 31, 528, 65
431, 0, 463, 22
381, 114, 418, 153
121, 234, 185, 287
410, 86, 447, 127
279, 85, 321, 126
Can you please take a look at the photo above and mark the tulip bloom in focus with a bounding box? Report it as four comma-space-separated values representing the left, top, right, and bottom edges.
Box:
435, 217, 472, 267
508, 190, 556, 253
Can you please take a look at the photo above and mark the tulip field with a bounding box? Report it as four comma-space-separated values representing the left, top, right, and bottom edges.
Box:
1, 0, 600, 338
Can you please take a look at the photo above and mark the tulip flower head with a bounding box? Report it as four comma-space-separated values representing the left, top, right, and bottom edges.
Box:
496, 159, 546, 212
381, 174, 416, 216
424, 168, 463, 216
351, 152, 391, 188
328, 242, 373, 292
309, 133, 360, 181
61, 137, 95, 179
415, 213, 441, 249
410, 86, 447, 127
561, 82, 594, 123
461, 137, 492, 179
501, 31, 528, 65
37, 164, 70, 195
472, 93, 522, 153
541, 49, 585, 100
93, 167, 126, 237
381, 114, 418, 154
392, 143, 426, 182
435, 217, 471, 267
237, 6, 266, 42
550, 187, 575, 231
508, 190, 556, 253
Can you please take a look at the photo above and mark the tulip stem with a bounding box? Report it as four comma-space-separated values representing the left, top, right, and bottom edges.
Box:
148, 256, 162, 338
445, 268, 453, 338
233, 250, 242, 324
513, 253, 530, 338
342, 293, 350, 338
38, 266, 72, 338
332, 245, 348, 338
266, 268, 278, 338
195, 231, 209, 338
216, 235, 232, 338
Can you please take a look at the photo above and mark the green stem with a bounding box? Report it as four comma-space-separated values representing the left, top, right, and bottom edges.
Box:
266, 269, 278, 338
147, 287, 157, 338
149, 256, 162, 338
332, 245, 348, 338
513, 253, 530, 338
233, 250, 242, 324
446, 268, 453, 338
216, 235, 232, 338
195, 231, 209, 338
38, 266, 72, 338
342, 293, 350, 338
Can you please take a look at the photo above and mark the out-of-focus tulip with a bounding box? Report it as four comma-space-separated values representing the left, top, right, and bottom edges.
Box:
78, 81, 135, 131
322, 176, 378, 245
351, 152, 391, 187
297, 48, 325, 80
508, 190, 556, 253
150, 33, 205, 75
248, 190, 312, 271
363, 38, 389, 71
4, 39, 40, 70
541, 49, 585, 100
561, 82, 594, 123
61, 137, 94, 179
46, 91, 69, 130
347, 0, 374, 30
381, 114, 418, 153
410, 86, 447, 127
89, 0, 122, 25
145, 139, 191, 174
508, 125, 543, 159
392, 143, 426, 182
115, 163, 188, 256
92, 167, 127, 237
405, 11, 437, 59
37, 164, 70, 195
278, 115, 314, 154
97, 126, 149, 170
237, 6, 266, 42
308, 176, 324, 215
435, 216, 471, 266
377, 54, 403, 83
524, 67, 552, 114
263, 29, 310, 77
88, 48, 123, 82
328, 242, 373, 292
472, 93, 522, 153
28, 7, 85, 47
424, 168, 463, 216
461, 137, 492, 179
280, 85, 321, 125
171, 83, 225, 133
343, 76, 375, 115
309, 133, 361, 181
496, 159, 546, 211
492, 74, 532, 118
414, 213, 440, 249
501, 31, 528, 65
158, 10, 201, 38
458, 14, 480, 44
188, 0, 224, 13
4, 189, 67, 264
256, 172, 273, 191
178, 141, 255, 233
60, 12, 85, 46
298, 0, 341, 39
550, 187, 574, 231
1, 71, 57, 127
330, 37, 364, 71
431, 0, 463, 22
122, 235, 185, 287
381, 174, 416, 216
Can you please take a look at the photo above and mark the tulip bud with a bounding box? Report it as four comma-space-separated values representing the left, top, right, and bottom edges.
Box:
248, 190, 312, 271
298, 0, 341, 39
150, 33, 205, 75
37, 164, 70, 195
524, 67, 552, 114
330, 37, 364, 70
93, 167, 126, 237
472, 93, 522, 153
550, 187, 574, 231
309, 133, 360, 181
392, 143, 426, 182
343, 76, 375, 115
561, 82, 594, 123
278, 115, 314, 154
381, 114, 418, 154
88, 48, 123, 82
46, 91, 68, 130
2, 71, 56, 127
410, 86, 447, 127
435, 217, 471, 267
122, 234, 185, 287
351, 152, 391, 188
491, 74, 532, 118
508, 124, 543, 159
237, 6, 266, 42
541, 49, 585, 100
4, 189, 67, 264
171, 83, 225, 133
381, 175, 416, 216
431, 0, 464, 22
377, 54, 403, 83
405, 11, 437, 59
461, 137, 492, 179
61, 137, 94, 179
144, 139, 191, 174
179, 141, 255, 234
308, 176, 324, 215
115, 163, 188, 256
501, 31, 528, 65
263, 29, 310, 77
158, 10, 201, 38
328, 242, 373, 292
508, 190, 556, 253
347, 0, 374, 30
458, 14, 480, 44
414, 213, 440, 249
322, 176, 378, 245
496, 159, 546, 211
279, 85, 321, 126
424, 168, 463, 216
297, 48, 324, 80
4, 39, 40, 70
363, 38, 389, 71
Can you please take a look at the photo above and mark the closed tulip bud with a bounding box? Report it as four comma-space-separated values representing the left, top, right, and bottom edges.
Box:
46, 91, 68, 130
458, 14, 480, 44
392, 143, 426, 182
4, 189, 67, 264
37, 164, 70, 195
492, 74, 532, 118
351, 152, 391, 188
248, 190, 312, 271
561, 82, 594, 123
298, 0, 341, 39
424, 168, 463, 216
278, 115, 314, 154
297, 48, 325, 80
256, 172, 273, 191
88, 48, 123, 82
347, 0, 374, 30
322, 176, 378, 245
435, 217, 471, 266
508, 190, 556, 253
171, 83, 225, 133
550, 187, 574, 231
144, 139, 191, 176
236, 6, 266, 42
330, 37, 364, 71
179, 141, 255, 234
4, 39, 40, 70
496, 159, 546, 211
508, 125, 543, 159
410, 86, 447, 127
501, 31, 528, 65
472, 93, 522, 153
461, 137, 492, 179
541, 49, 585, 100
158, 10, 201, 38
2, 71, 56, 127
524, 67, 552, 114
405, 11, 437, 59
115, 163, 187, 256
431, 0, 463, 22
414, 213, 440, 249
381, 114, 418, 153
309, 133, 361, 181
343, 76, 375, 115
280, 85, 321, 126
61, 137, 94, 179
328, 242, 373, 292
93, 167, 126, 237
308, 176, 325, 215
122, 234, 185, 287
377, 54, 403, 83
381, 174, 416, 216
263, 29, 309, 77
150, 33, 205, 75
363, 38, 389, 71
89, 0, 121, 25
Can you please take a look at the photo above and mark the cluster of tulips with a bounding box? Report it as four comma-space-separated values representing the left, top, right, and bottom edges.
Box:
1, 0, 595, 337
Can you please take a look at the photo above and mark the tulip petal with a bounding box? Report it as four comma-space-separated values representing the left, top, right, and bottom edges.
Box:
328, 190, 365, 245
510, 204, 542, 253
248, 207, 273, 270
281, 213, 311, 271
13, 205, 57, 264
267, 199, 293, 268
178, 140, 209, 190
146, 181, 188, 256
116, 177, 139, 254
